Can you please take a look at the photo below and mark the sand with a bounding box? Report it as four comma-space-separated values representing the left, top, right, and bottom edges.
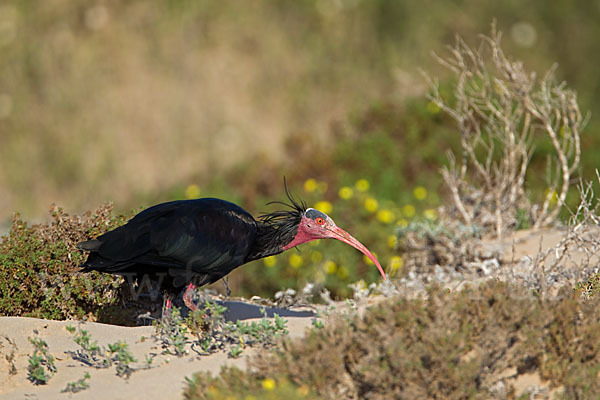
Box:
0, 305, 315, 400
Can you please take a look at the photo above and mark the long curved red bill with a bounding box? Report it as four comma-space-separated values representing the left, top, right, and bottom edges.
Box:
327, 226, 387, 280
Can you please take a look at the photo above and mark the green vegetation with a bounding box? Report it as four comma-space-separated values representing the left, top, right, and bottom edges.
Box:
62, 372, 91, 394
156, 299, 290, 359
185, 371, 320, 400
185, 282, 600, 399
27, 332, 56, 385
66, 324, 137, 379
0, 204, 129, 321
156, 306, 190, 356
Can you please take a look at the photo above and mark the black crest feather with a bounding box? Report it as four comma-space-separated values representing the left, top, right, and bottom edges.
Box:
244, 179, 307, 257
259, 178, 307, 228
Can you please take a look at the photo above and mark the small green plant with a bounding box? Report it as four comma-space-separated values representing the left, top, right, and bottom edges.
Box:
27, 332, 56, 385
66, 324, 138, 379
66, 325, 107, 368
3, 336, 17, 376
107, 341, 136, 378
144, 354, 154, 368
155, 306, 189, 356
227, 312, 289, 347
311, 318, 324, 330
229, 344, 243, 358
62, 372, 91, 393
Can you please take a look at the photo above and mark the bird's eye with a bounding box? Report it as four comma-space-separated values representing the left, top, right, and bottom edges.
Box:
316, 218, 324, 225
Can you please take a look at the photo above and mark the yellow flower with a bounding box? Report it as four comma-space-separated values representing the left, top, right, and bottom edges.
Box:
397, 218, 408, 228
413, 186, 427, 200
304, 178, 318, 193
323, 260, 337, 274
338, 186, 353, 200
387, 235, 397, 249
355, 179, 370, 192
364, 197, 378, 213
261, 378, 276, 391
337, 265, 349, 279
363, 252, 377, 265
546, 188, 558, 206
376, 209, 395, 224
390, 256, 404, 272
185, 184, 201, 199
402, 204, 416, 218
424, 208, 438, 220
314, 201, 332, 214
263, 256, 276, 268
311, 251, 323, 263
289, 253, 303, 268
426, 101, 441, 114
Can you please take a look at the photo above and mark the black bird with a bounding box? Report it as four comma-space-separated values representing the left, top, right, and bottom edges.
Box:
77, 188, 385, 311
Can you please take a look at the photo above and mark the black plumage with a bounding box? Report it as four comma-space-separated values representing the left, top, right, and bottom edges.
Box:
79, 196, 305, 289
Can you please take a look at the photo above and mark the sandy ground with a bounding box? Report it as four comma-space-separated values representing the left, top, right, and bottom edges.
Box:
0, 308, 315, 400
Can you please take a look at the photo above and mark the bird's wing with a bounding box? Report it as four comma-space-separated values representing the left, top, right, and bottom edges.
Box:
91, 199, 257, 275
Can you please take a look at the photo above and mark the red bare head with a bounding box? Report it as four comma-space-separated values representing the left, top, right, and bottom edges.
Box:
283, 208, 387, 280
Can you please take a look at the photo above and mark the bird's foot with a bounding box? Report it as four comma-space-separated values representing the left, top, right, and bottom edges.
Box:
182, 282, 198, 311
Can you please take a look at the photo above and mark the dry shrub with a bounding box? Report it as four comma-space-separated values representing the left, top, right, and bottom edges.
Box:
0, 203, 130, 321
427, 24, 583, 237
399, 25, 584, 276
186, 281, 600, 399
528, 172, 600, 296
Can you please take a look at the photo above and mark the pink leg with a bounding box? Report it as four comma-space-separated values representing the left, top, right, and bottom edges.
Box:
162, 297, 173, 319
182, 282, 198, 311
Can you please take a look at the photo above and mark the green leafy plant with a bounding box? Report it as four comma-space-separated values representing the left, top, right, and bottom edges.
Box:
66, 324, 137, 379
155, 306, 190, 356
27, 332, 56, 385
107, 341, 136, 378
0, 204, 129, 321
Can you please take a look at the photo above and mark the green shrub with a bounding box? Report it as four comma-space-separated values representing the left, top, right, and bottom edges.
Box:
0, 203, 129, 321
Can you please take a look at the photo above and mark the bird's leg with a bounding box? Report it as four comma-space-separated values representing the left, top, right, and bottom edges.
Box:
162, 294, 173, 320
182, 282, 198, 311
223, 276, 231, 298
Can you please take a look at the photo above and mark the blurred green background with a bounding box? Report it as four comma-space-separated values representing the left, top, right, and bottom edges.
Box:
1, 0, 599, 298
